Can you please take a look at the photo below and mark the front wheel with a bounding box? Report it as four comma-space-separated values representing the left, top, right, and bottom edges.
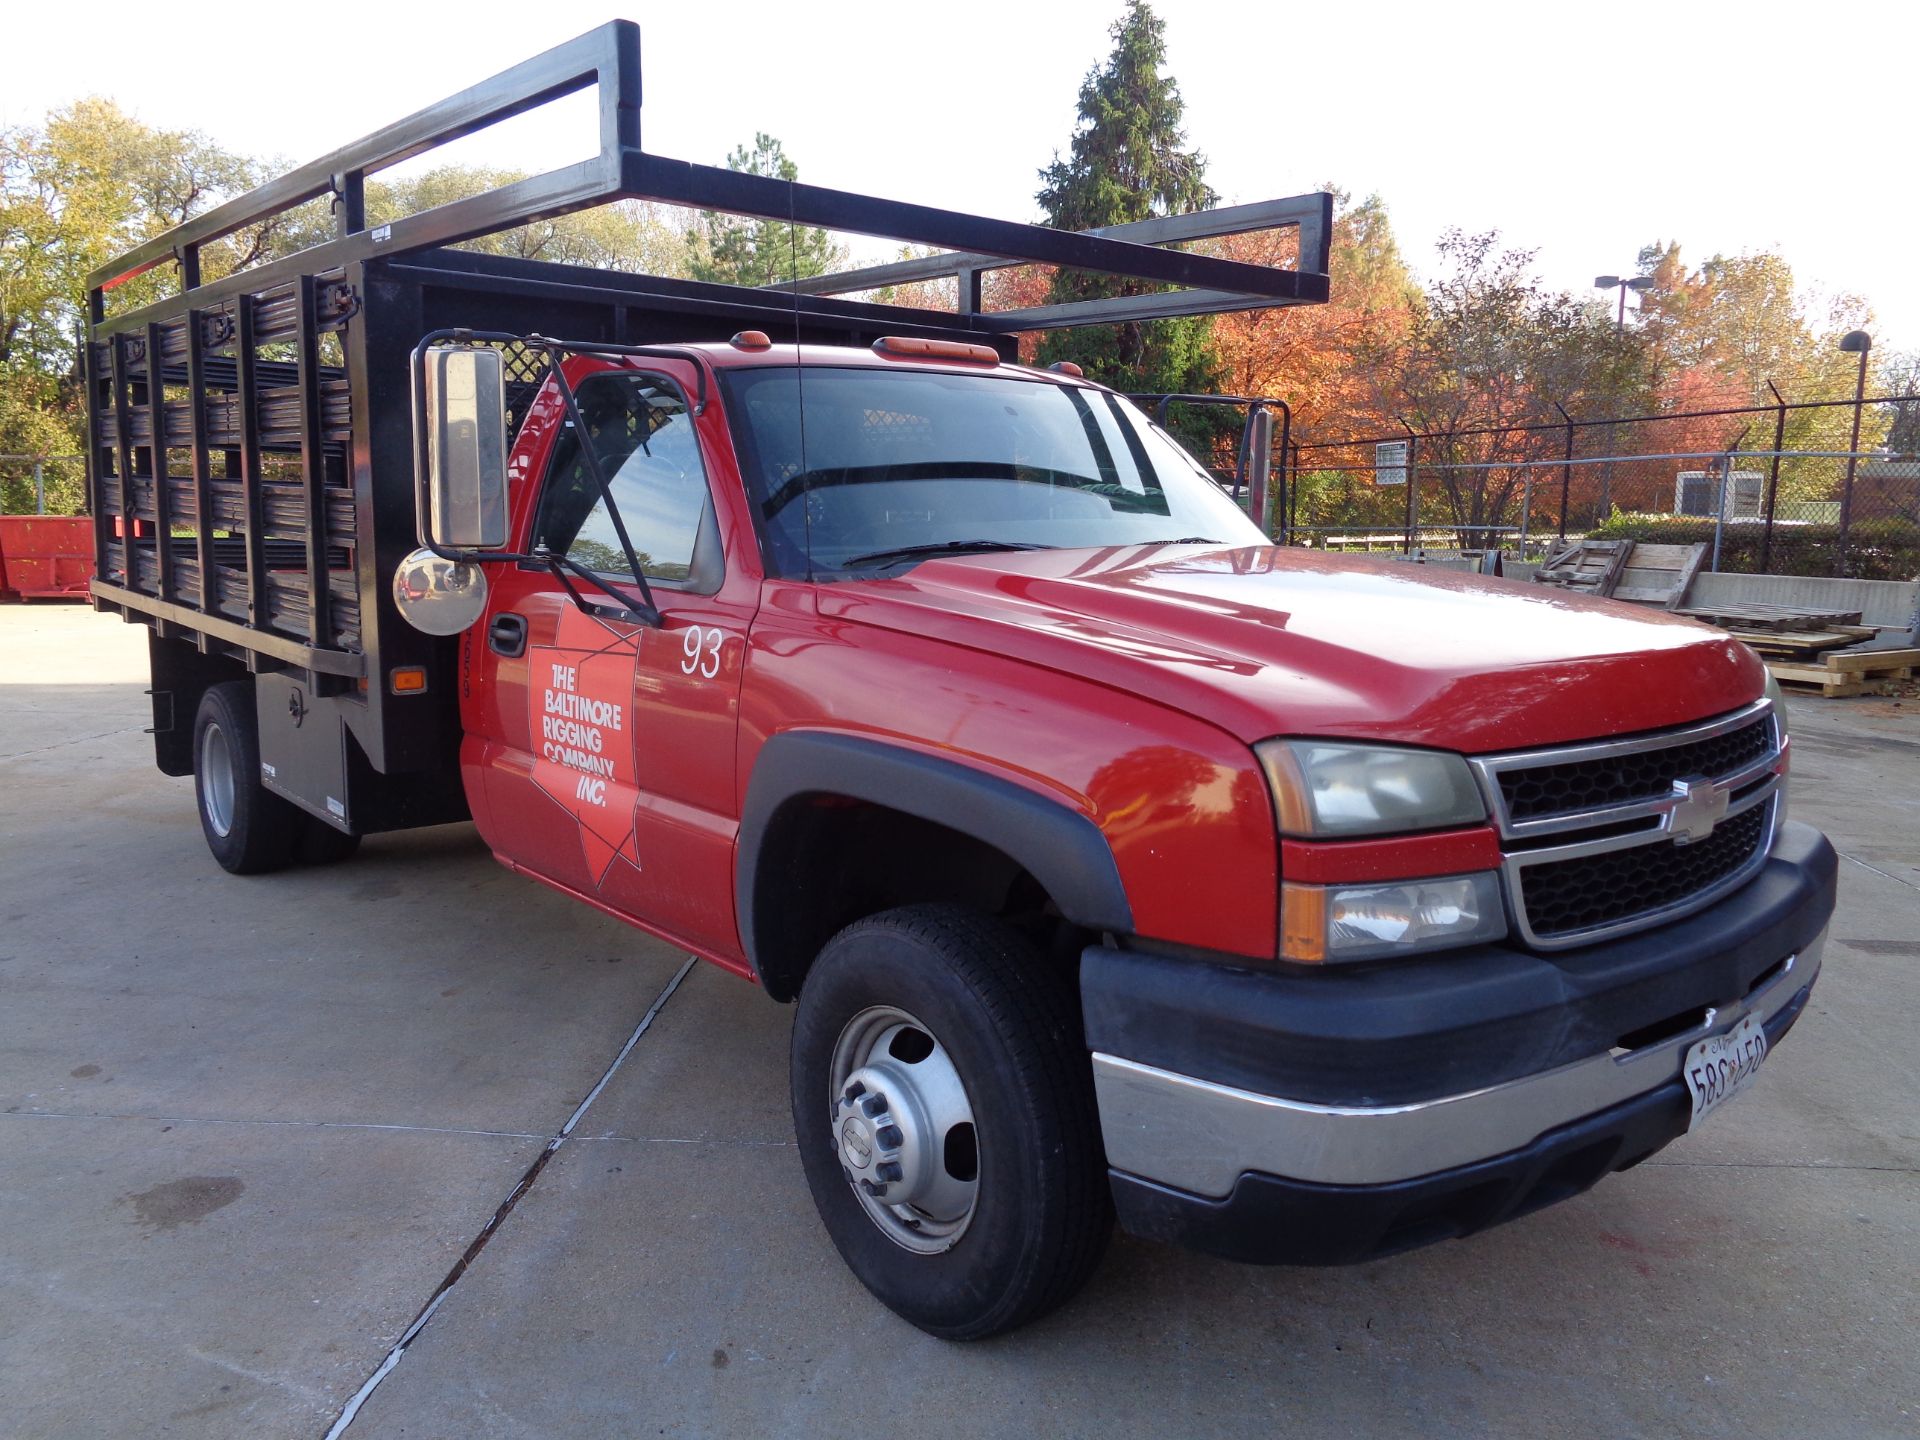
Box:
790, 905, 1112, 1339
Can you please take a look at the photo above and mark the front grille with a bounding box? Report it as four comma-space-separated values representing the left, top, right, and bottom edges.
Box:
1499, 713, 1774, 822
1515, 801, 1772, 940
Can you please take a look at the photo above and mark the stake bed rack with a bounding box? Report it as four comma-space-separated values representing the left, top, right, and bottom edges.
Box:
83, 19, 1330, 804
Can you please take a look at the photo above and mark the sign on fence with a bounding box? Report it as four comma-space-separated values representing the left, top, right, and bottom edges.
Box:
1373, 440, 1407, 486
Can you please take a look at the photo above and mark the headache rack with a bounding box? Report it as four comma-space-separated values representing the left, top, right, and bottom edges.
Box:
83, 20, 1330, 778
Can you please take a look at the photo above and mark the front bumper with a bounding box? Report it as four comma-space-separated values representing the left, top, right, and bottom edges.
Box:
1084, 820, 1836, 1264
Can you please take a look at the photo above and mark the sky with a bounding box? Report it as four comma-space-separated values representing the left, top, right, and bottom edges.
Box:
10, 0, 1917, 354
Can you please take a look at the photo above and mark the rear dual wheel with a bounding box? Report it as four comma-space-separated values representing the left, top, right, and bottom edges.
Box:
791, 905, 1112, 1340
192, 682, 358, 873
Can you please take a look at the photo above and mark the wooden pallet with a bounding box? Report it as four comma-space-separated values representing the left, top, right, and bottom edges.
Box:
1679, 601, 1866, 632
1764, 648, 1920, 698
1532, 539, 1630, 594
1613, 542, 1708, 610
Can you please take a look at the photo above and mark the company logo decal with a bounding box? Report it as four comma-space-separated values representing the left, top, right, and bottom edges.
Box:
527, 615, 642, 884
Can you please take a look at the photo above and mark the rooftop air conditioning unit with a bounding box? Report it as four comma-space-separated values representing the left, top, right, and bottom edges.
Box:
1675, 470, 1764, 520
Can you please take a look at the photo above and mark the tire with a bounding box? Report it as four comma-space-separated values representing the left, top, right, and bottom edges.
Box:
192, 682, 301, 875
297, 816, 362, 866
790, 904, 1112, 1339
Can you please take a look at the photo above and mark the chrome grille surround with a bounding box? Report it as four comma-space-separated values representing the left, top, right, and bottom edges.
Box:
1468, 698, 1783, 949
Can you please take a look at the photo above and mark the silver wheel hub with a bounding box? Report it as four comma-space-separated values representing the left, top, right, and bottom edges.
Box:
829, 1007, 979, 1254
200, 721, 236, 838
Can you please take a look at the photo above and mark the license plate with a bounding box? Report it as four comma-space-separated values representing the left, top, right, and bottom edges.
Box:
1683, 1013, 1769, 1130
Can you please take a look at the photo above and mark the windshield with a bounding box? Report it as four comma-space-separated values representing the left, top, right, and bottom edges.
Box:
723, 366, 1264, 576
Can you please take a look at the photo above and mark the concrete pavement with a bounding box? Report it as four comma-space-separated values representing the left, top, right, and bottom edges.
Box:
1, 604, 1914, 1438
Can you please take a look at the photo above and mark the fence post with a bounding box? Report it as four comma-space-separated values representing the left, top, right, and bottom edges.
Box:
1554, 402, 1574, 541
1839, 353, 1869, 575
1761, 380, 1786, 573
1286, 441, 1299, 539
1711, 428, 1749, 575
33, 459, 46, 514
1401, 422, 1418, 554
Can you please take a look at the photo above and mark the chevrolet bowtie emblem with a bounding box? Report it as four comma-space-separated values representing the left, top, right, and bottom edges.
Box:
1668, 775, 1730, 844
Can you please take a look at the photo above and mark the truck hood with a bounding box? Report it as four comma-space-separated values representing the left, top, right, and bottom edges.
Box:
816, 543, 1763, 753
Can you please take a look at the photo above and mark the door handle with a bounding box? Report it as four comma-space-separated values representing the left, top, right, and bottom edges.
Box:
489, 612, 527, 657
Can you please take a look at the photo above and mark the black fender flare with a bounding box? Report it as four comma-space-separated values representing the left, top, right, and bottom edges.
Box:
736, 731, 1133, 993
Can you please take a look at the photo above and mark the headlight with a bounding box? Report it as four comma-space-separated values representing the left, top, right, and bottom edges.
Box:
1256, 740, 1487, 837
1282, 872, 1507, 964
1763, 672, 1790, 748
1763, 673, 1790, 822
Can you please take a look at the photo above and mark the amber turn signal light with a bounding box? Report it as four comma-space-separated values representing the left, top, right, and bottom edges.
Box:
389, 666, 429, 695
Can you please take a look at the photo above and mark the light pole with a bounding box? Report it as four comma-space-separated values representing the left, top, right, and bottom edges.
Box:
1594, 274, 1655, 332
1593, 274, 1653, 515
1837, 329, 1872, 556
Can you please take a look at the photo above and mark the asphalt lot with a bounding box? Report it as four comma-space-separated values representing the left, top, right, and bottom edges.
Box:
2, 602, 1916, 1440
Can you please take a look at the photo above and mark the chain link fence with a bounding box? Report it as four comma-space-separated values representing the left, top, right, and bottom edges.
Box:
1282, 392, 1920, 580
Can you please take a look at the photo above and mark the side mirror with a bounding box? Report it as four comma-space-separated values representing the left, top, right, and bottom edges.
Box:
1245, 406, 1273, 534
417, 345, 508, 550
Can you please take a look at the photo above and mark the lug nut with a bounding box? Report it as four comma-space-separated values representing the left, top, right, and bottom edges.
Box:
876, 1124, 903, 1150
860, 1094, 887, 1118
859, 1178, 888, 1197
876, 1161, 903, 1184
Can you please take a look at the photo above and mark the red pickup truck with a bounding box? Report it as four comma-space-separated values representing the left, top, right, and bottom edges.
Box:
84, 24, 1834, 1339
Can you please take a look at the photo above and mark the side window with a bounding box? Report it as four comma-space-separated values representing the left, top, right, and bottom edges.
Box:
533, 373, 719, 589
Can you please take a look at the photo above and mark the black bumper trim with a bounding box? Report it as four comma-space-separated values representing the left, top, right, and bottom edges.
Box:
1109, 977, 1816, 1266
1083, 820, 1836, 1107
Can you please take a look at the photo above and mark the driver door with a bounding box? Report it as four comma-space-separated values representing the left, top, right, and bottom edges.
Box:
462, 361, 759, 960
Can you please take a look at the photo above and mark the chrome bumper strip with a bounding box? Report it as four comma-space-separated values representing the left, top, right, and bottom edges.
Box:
1092, 927, 1824, 1197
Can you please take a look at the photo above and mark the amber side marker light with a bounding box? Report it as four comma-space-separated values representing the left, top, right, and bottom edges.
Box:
389, 667, 429, 695
872, 335, 1001, 365
731, 330, 772, 350
1279, 882, 1329, 964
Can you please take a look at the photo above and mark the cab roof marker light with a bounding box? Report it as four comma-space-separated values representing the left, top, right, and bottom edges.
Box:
872, 336, 1002, 365
1048, 360, 1085, 377
731, 330, 772, 350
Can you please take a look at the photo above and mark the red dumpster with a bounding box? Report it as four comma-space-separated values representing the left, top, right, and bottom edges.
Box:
0, 516, 94, 601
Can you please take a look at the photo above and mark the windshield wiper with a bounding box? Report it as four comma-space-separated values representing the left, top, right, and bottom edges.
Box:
841, 539, 1052, 570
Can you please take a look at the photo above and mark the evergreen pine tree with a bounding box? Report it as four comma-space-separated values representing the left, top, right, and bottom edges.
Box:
687, 134, 846, 287
1035, 1, 1223, 396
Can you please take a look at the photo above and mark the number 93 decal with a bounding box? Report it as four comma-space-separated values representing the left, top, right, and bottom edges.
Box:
678, 624, 725, 679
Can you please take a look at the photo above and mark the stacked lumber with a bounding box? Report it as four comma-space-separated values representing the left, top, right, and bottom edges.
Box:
1678, 602, 1918, 697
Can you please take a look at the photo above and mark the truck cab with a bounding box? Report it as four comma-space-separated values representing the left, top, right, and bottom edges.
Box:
82, 23, 1835, 1340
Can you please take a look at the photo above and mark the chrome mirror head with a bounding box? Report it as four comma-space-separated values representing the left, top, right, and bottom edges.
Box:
392, 547, 490, 636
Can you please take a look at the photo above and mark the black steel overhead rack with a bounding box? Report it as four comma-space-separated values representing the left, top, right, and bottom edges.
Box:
82, 20, 1330, 778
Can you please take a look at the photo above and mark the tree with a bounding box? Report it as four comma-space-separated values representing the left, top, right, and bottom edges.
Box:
1, 99, 296, 470
1879, 351, 1920, 455
1033, 1, 1223, 396
1634, 241, 1888, 508
1363, 230, 1646, 537
367, 166, 686, 275
685, 134, 845, 287
1210, 190, 1421, 433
